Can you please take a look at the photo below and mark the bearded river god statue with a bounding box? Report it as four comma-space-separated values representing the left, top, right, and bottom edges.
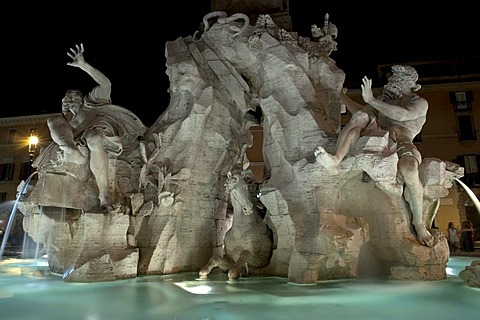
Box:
18, 12, 463, 283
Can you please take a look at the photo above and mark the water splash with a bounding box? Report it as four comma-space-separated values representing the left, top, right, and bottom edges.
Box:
455, 178, 480, 214
0, 171, 38, 259
62, 265, 75, 279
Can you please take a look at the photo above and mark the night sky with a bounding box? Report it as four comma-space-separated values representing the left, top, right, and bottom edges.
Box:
3, 1, 478, 127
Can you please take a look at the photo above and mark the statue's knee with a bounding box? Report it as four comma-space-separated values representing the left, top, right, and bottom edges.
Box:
349, 111, 371, 127
399, 157, 419, 175
47, 116, 66, 129
84, 131, 104, 148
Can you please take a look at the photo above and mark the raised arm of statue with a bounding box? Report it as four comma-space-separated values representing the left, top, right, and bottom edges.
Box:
67, 43, 112, 102
361, 76, 428, 122
360, 76, 375, 104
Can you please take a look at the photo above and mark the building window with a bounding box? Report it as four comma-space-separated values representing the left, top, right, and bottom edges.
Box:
450, 91, 473, 112
19, 162, 34, 180
457, 155, 480, 187
0, 163, 15, 181
0, 192, 6, 202
450, 90, 476, 141
8, 129, 16, 144
457, 114, 477, 141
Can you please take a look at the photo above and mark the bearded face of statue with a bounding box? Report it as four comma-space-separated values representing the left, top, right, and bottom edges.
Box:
62, 90, 83, 114
381, 79, 406, 101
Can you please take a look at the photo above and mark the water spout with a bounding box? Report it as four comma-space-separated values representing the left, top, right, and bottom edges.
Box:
0, 171, 38, 259
454, 178, 480, 214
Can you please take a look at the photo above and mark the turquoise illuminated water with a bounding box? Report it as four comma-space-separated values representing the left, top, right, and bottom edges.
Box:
0, 256, 479, 320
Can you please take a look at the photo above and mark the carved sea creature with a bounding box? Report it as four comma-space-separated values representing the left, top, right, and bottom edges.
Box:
199, 170, 273, 280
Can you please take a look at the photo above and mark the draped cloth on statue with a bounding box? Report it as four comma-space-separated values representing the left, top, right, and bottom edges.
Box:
34, 89, 146, 170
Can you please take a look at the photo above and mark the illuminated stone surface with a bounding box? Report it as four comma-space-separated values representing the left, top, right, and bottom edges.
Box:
19, 12, 463, 283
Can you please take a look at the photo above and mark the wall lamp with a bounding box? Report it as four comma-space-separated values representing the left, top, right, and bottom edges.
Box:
28, 129, 39, 162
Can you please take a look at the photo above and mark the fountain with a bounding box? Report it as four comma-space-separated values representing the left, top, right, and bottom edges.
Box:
1, 8, 479, 320
13, 11, 469, 284
0, 2, 476, 298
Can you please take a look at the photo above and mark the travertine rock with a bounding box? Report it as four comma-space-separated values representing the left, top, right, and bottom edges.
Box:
459, 260, 480, 288
19, 12, 462, 283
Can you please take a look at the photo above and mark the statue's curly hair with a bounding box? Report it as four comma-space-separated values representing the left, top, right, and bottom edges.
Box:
64, 89, 83, 98
390, 65, 421, 91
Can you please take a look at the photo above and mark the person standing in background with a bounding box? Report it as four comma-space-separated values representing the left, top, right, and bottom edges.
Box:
447, 222, 460, 253
460, 220, 475, 252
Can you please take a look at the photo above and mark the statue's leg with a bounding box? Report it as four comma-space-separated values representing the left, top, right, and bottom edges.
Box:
84, 129, 111, 210
398, 156, 434, 247
228, 250, 254, 280
315, 111, 371, 175
314, 146, 340, 175
47, 116, 86, 165
199, 255, 234, 278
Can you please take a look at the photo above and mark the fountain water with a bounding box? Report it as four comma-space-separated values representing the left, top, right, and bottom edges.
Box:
455, 178, 480, 214
3, 177, 478, 319
0, 171, 37, 260
0, 255, 478, 320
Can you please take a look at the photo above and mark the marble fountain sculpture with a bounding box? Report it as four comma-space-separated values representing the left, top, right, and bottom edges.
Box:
17, 12, 464, 283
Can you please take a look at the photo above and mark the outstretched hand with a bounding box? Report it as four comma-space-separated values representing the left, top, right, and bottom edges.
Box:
361, 76, 374, 104
67, 43, 85, 68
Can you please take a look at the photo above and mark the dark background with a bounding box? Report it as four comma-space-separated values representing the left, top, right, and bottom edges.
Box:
2, 1, 478, 126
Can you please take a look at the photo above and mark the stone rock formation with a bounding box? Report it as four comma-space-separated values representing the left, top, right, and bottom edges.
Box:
19, 12, 463, 283
459, 260, 480, 288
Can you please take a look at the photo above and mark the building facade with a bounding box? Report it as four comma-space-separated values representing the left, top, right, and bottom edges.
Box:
0, 114, 55, 241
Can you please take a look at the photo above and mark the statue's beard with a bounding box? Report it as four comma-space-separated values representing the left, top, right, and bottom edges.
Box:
379, 88, 401, 102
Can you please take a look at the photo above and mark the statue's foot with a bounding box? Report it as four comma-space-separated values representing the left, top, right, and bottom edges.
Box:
52, 148, 86, 167
314, 146, 340, 175
199, 268, 210, 278
414, 223, 434, 247
50, 156, 90, 181
100, 197, 114, 213
51, 150, 66, 167
228, 268, 241, 280
64, 149, 87, 166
